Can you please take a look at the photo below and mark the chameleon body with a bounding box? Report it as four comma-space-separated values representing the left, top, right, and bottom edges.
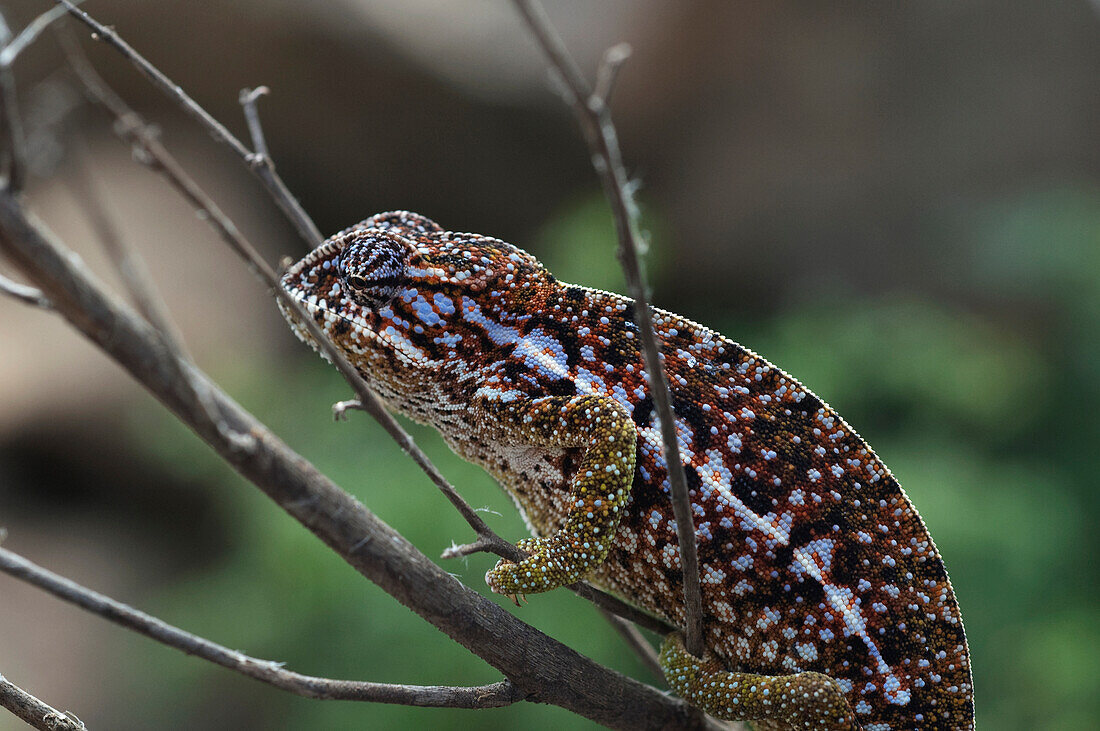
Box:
281, 212, 974, 730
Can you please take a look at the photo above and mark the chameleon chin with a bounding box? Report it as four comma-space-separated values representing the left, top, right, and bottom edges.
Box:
281, 211, 974, 731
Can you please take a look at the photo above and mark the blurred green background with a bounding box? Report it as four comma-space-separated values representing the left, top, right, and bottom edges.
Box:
1, 1, 1098, 729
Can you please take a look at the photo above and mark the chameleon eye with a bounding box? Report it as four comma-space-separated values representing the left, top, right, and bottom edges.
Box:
337, 229, 412, 310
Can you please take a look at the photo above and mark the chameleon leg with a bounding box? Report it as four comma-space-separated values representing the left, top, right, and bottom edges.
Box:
477, 395, 637, 595
660, 633, 857, 730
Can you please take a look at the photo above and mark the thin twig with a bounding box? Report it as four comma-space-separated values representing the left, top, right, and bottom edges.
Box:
594, 43, 632, 107
61, 134, 248, 447
0, 673, 84, 731
598, 608, 663, 680
0, 270, 50, 307
65, 140, 186, 351
54, 0, 323, 247
510, 0, 705, 657
567, 581, 673, 637
239, 86, 271, 162
0, 1, 82, 193
0, 10, 25, 193
0, 4, 76, 67
0, 194, 711, 730
0, 546, 521, 708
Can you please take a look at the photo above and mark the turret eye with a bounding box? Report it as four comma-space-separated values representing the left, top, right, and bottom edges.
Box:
336, 229, 412, 310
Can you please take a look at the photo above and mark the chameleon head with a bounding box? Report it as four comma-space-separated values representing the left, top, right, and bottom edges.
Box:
279, 211, 552, 405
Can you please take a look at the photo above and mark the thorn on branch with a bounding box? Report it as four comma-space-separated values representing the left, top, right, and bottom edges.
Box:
333, 398, 365, 421
0, 271, 51, 308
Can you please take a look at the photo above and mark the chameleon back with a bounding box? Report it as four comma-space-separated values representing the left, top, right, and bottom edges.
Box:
281, 212, 974, 730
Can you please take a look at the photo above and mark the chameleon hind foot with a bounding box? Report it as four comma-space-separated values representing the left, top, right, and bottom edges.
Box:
660, 633, 857, 730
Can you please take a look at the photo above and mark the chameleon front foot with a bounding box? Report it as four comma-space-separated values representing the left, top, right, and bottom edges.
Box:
479, 395, 637, 597
485, 536, 592, 595
659, 633, 857, 730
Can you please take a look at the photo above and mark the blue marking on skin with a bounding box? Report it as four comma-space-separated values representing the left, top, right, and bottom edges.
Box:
433, 292, 456, 315
513, 327, 569, 380
411, 295, 442, 326
460, 297, 520, 346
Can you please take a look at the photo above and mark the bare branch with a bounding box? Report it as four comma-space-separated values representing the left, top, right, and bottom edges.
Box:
510, 0, 705, 657
567, 582, 673, 637
0, 3, 76, 193
332, 397, 366, 420
0, 194, 710, 730
599, 609, 662, 680
441, 535, 510, 561
0, 270, 50, 308
54, 0, 323, 247
0, 546, 520, 708
0, 674, 84, 731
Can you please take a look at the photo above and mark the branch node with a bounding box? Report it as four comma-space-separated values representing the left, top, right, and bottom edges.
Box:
441, 536, 495, 560
219, 424, 257, 453
593, 42, 632, 106
43, 710, 85, 730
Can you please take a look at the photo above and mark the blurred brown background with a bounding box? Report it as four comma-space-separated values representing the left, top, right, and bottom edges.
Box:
1, 1, 1098, 729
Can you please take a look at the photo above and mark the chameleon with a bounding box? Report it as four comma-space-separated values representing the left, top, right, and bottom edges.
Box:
280, 211, 974, 730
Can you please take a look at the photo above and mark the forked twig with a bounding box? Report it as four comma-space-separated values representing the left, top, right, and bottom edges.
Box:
54, 0, 322, 247
239, 86, 272, 164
